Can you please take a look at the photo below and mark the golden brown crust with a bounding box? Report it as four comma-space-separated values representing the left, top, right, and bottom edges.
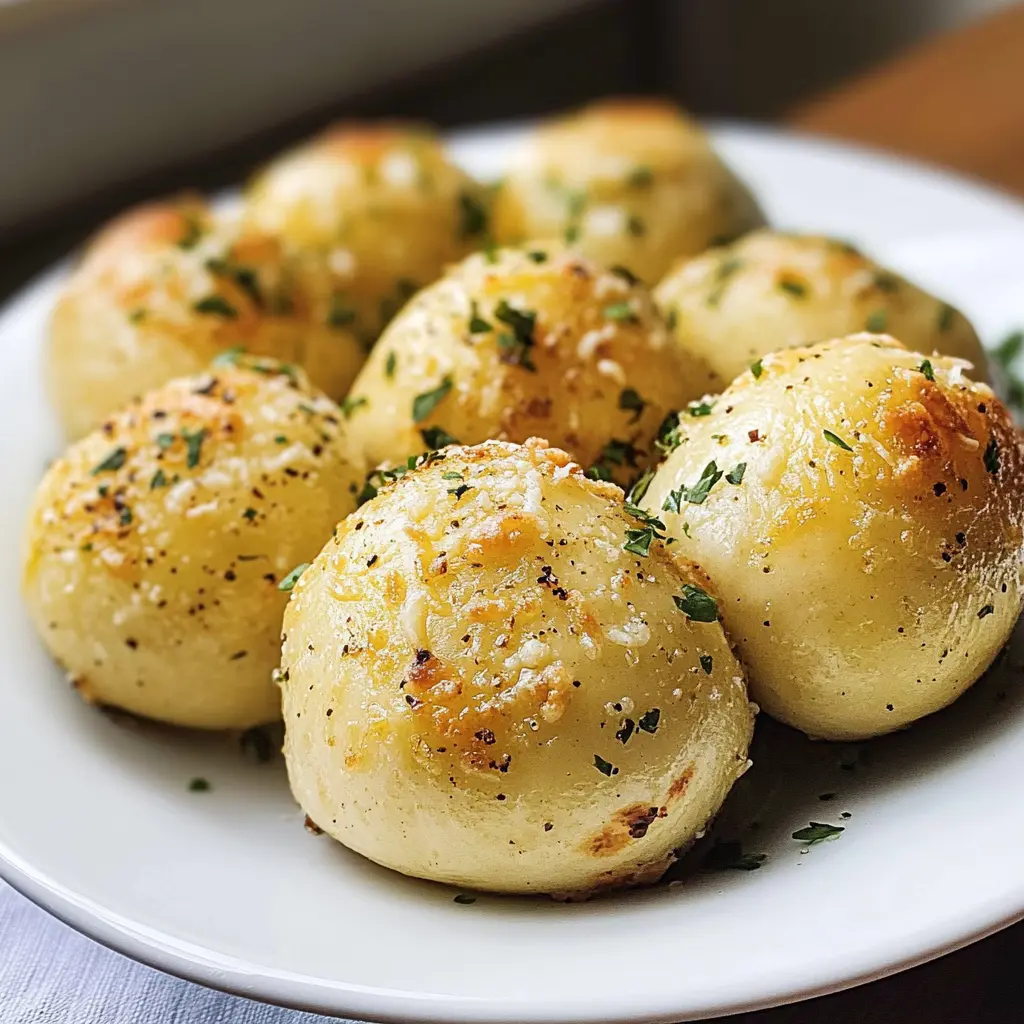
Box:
655, 230, 989, 388
280, 439, 754, 894
642, 334, 1024, 740
23, 357, 365, 729
345, 245, 716, 485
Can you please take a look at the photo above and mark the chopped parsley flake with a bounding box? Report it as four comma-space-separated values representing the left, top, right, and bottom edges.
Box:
118, 505, 133, 527
526, 250, 548, 263
674, 583, 718, 622
625, 214, 645, 237
468, 301, 492, 334
278, 563, 310, 592
156, 432, 176, 450
212, 346, 245, 367
188, 777, 211, 792
627, 467, 654, 504
385, 351, 397, 379
777, 277, 807, 298
823, 429, 853, 452
792, 821, 844, 844
618, 387, 646, 422
599, 438, 641, 467
441, 471, 463, 481
610, 264, 640, 285
206, 257, 263, 308
453, 893, 477, 905
978, 604, 995, 619
458, 190, 488, 238
593, 754, 618, 777
177, 216, 204, 250
725, 462, 746, 485
865, 309, 888, 332
327, 294, 357, 327
873, 271, 899, 293
750, 359, 763, 379
193, 295, 238, 319
637, 708, 660, 733
150, 469, 168, 490
242, 507, 257, 521
420, 425, 460, 449
91, 447, 127, 475
494, 300, 537, 370
340, 395, 368, 419
623, 503, 666, 556
984, 437, 1000, 475
663, 460, 723, 511
688, 400, 715, 417
603, 302, 636, 322
448, 484, 471, 500
412, 376, 453, 423
707, 257, 743, 307
699, 654, 713, 674
182, 427, 206, 469
627, 165, 653, 188
656, 411, 683, 453
918, 359, 935, 381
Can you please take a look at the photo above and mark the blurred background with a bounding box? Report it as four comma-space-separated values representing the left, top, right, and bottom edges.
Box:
1, 0, 1021, 286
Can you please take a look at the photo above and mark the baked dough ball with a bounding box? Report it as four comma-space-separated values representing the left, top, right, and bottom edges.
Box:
344, 244, 716, 486
49, 197, 367, 439
22, 357, 365, 729
244, 123, 490, 340
642, 334, 1024, 741
655, 230, 989, 392
491, 99, 765, 283
280, 439, 754, 895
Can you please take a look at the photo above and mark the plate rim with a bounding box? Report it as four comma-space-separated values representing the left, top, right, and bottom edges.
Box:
2, 118, 1024, 1023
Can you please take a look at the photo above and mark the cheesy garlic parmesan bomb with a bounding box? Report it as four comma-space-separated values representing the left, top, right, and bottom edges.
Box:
642, 334, 1024, 741
344, 244, 716, 486
280, 439, 754, 895
244, 123, 490, 341
23, 357, 365, 729
491, 99, 765, 283
49, 198, 367, 439
655, 230, 989, 392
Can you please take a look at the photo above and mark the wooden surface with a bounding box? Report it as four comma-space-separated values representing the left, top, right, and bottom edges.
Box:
790, 1, 1024, 195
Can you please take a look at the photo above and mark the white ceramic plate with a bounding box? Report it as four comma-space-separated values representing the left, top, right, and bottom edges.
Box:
1, 123, 1023, 1024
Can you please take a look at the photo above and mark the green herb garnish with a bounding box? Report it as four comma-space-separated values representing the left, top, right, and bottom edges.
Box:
674, 584, 718, 622
420, 425, 460, 449
823, 429, 853, 452
618, 388, 646, 423
193, 295, 238, 319
91, 447, 127, 475
593, 754, 618, 777
865, 309, 888, 332
412, 376, 453, 423
725, 462, 746, 485
278, 563, 310, 592
792, 821, 844, 844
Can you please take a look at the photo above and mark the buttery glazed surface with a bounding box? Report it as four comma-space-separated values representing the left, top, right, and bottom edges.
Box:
281, 440, 754, 894
655, 230, 989, 391
344, 244, 715, 485
245, 123, 490, 340
643, 334, 1024, 740
492, 99, 765, 283
49, 199, 368, 439
23, 359, 364, 729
